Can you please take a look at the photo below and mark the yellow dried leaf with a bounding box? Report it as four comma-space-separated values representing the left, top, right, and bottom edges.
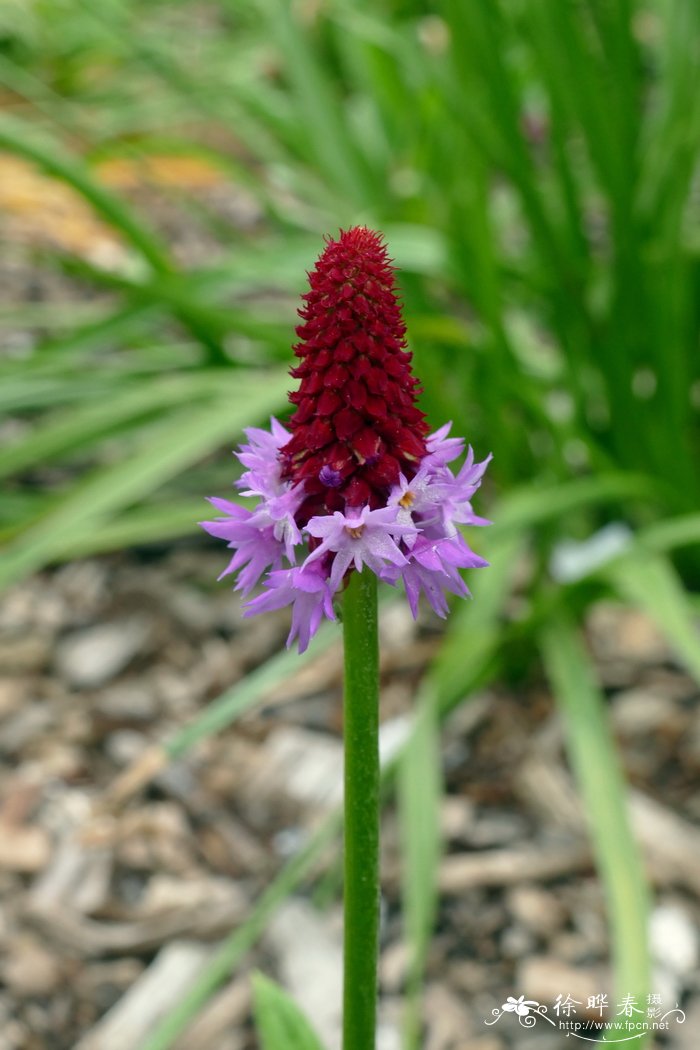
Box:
96, 154, 225, 191
0, 154, 124, 264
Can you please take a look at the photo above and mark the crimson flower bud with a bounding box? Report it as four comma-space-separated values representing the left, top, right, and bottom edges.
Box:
280, 226, 428, 518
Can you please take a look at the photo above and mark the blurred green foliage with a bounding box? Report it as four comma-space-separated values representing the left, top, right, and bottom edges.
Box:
1, 1, 699, 559
1, 1, 699, 1046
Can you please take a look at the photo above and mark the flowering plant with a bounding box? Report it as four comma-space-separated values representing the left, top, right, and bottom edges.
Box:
201, 227, 490, 650
201, 226, 490, 1050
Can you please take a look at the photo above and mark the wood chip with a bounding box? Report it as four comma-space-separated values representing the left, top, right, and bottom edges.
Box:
423, 982, 474, 1050
97, 745, 169, 814
0, 934, 63, 997
26, 877, 245, 956
246, 727, 344, 816
264, 899, 342, 1050
518, 956, 606, 1016
629, 793, 700, 896
0, 824, 51, 873
518, 757, 700, 897
30, 834, 112, 914
439, 839, 591, 893
171, 978, 250, 1050
0, 156, 125, 264
73, 940, 217, 1050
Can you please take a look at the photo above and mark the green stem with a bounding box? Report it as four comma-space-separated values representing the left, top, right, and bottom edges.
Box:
342, 569, 380, 1050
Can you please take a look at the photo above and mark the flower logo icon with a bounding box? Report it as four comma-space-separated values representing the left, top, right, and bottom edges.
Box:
502, 995, 538, 1017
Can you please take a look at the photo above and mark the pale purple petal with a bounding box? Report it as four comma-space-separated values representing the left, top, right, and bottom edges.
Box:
387, 467, 443, 539
249, 483, 305, 562
411, 531, 489, 572
427, 449, 492, 534
453, 447, 492, 491
199, 500, 286, 595
328, 548, 356, 591
243, 562, 336, 653
400, 560, 469, 619
206, 496, 243, 516
304, 505, 414, 590
235, 417, 290, 498
381, 524, 488, 619
269, 417, 291, 445
423, 421, 465, 468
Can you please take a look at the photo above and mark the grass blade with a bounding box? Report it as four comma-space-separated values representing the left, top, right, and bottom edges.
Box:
0, 371, 288, 591
0, 373, 229, 480
40, 501, 207, 559
0, 115, 173, 274
540, 616, 650, 1037
607, 552, 700, 685
398, 685, 442, 1050
252, 973, 327, 1050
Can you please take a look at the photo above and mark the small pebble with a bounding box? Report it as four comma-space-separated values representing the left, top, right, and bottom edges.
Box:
507, 885, 566, 937
651, 902, 699, 976
1, 935, 62, 997
55, 619, 149, 688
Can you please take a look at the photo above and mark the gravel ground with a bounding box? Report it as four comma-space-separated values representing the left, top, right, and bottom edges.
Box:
0, 543, 698, 1050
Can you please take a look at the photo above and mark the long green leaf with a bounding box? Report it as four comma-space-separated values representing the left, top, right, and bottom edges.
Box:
540, 617, 650, 1040
252, 974, 327, 1050
398, 687, 442, 1050
608, 551, 700, 685
0, 371, 288, 591
490, 473, 657, 541
0, 116, 173, 273
638, 514, 700, 555
42, 500, 206, 559
0, 373, 230, 480
253, 0, 376, 207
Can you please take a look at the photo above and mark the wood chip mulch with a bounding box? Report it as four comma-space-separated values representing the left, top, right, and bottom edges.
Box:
0, 544, 698, 1050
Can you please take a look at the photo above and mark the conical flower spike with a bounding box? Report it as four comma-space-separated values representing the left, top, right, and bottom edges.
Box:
281, 226, 428, 515
200, 227, 491, 651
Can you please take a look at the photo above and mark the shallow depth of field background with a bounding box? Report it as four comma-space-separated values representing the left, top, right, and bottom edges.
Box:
1, 3, 699, 1049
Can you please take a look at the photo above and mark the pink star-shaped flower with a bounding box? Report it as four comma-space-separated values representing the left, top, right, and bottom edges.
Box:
304, 505, 416, 591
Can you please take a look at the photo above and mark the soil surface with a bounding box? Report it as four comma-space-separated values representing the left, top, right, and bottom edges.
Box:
0, 542, 699, 1050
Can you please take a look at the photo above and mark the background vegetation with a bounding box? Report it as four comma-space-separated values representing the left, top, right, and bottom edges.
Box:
1, 1, 699, 1046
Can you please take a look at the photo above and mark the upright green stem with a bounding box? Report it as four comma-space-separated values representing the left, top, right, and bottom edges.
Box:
342, 569, 380, 1050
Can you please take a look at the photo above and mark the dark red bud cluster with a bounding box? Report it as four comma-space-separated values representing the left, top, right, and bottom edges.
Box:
280, 227, 428, 519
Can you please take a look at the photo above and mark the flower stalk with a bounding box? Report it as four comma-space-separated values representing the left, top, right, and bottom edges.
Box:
342, 569, 380, 1050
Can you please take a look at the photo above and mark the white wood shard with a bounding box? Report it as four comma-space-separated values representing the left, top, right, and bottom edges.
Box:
264, 899, 342, 1050
73, 940, 217, 1050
